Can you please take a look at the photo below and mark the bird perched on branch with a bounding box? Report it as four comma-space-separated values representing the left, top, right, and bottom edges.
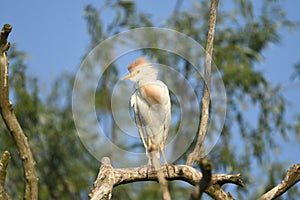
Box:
122, 57, 171, 166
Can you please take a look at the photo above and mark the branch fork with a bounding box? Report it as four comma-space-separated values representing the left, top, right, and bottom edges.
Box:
89, 157, 243, 200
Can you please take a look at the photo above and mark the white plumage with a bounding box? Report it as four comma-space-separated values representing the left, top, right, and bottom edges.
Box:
122, 58, 171, 165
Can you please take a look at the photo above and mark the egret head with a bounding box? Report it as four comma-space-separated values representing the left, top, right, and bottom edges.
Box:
122, 57, 158, 82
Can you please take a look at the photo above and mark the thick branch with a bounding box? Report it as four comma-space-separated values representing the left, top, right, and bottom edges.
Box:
186, 0, 219, 166
0, 151, 12, 200
0, 24, 38, 200
259, 163, 300, 200
89, 157, 243, 200
205, 184, 235, 200
89, 157, 114, 200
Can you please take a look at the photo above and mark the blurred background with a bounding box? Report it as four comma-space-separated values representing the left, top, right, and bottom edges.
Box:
1, 0, 300, 199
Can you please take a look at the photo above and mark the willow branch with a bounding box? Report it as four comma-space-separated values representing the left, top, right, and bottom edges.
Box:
89, 157, 243, 200
258, 164, 300, 200
0, 24, 38, 200
186, 0, 219, 166
0, 151, 12, 200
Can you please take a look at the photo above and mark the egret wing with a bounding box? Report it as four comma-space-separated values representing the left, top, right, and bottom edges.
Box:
130, 92, 149, 151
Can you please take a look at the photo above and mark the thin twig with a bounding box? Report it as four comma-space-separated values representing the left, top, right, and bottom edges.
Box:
187, 1, 218, 198
0, 24, 38, 200
186, 0, 219, 166
258, 163, 300, 200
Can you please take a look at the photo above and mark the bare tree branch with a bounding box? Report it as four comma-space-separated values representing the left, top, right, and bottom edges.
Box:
89, 157, 114, 200
258, 163, 300, 200
0, 151, 12, 200
190, 157, 213, 199
205, 184, 235, 200
89, 157, 243, 200
0, 24, 38, 200
186, 0, 219, 166
186, 1, 219, 198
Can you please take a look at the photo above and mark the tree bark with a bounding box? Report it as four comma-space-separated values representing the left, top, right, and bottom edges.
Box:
0, 24, 38, 200
186, 0, 219, 166
0, 151, 12, 200
259, 163, 300, 200
186, 0, 219, 198
89, 157, 243, 200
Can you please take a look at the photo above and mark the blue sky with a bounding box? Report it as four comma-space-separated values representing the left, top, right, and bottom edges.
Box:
2, 0, 300, 195
2, 1, 300, 97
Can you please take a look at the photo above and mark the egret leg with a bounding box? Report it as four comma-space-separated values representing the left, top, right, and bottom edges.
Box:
145, 150, 152, 165
160, 143, 171, 178
160, 143, 168, 165
144, 152, 153, 176
147, 157, 152, 165
147, 139, 154, 166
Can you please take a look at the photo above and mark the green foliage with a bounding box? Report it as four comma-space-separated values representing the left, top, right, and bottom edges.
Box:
292, 61, 300, 80
0, 46, 98, 199
0, 0, 299, 199
80, 0, 299, 199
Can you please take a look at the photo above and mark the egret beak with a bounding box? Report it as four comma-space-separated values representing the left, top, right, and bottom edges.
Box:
121, 73, 132, 80
121, 71, 136, 80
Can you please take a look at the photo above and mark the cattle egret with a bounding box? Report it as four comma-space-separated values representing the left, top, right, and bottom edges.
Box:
122, 57, 171, 165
